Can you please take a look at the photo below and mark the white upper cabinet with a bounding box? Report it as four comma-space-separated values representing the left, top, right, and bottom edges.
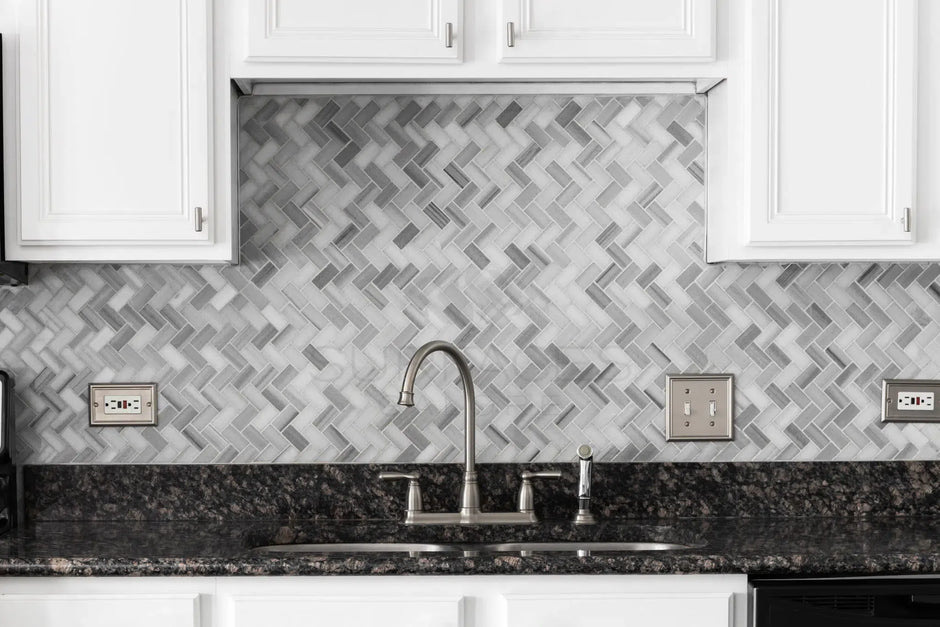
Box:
748, 0, 915, 246
246, 0, 463, 63
4, 0, 235, 262
500, 0, 716, 62
707, 0, 931, 262
231, 0, 722, 83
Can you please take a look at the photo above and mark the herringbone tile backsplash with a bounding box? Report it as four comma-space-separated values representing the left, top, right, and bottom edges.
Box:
2, 93, 939, 463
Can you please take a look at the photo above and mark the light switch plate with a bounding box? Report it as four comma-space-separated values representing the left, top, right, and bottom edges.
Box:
89, 383, 157, 426
882, 379, 940, 422
665, 374, 734, 441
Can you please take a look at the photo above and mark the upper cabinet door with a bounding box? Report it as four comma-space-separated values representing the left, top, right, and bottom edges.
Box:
14, 0, 213, 250
499, 0, 715, 62
246, 0, 463, 62
746, 0, 917, 247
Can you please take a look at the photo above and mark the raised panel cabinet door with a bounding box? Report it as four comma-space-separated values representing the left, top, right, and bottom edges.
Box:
746, 0, 917, 246
246, 0, 462, 62
15, 0, 212, 246
229, 595, 463, 627
500, 0, 715, 62
503, 593, 733, 627
0, 594, 200, 627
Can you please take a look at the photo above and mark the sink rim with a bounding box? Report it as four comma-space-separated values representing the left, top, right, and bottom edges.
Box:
250, 541, 700, 554
252, 542, 464, 553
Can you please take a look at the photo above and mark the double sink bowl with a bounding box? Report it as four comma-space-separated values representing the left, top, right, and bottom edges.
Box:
253, 541, 698, 557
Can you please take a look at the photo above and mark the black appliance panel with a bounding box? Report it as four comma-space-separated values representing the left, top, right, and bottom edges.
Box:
755, 578, 940, 626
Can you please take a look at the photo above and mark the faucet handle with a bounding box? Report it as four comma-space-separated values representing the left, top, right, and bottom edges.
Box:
379, 472, 424, 519
517, 470, 562, 514
379, 471, 419, 481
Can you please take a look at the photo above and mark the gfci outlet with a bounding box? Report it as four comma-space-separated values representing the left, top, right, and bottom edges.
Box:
103, 395, 142, 414
883, 379, 940, 422
665, 374, 734, 441
89, 383, 157, 426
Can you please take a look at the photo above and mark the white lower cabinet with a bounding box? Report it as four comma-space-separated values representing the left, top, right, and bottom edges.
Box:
0, 574, 748, 627
229, 595, 463, 627
0, 594, 200, 627
504, 593, 733, 627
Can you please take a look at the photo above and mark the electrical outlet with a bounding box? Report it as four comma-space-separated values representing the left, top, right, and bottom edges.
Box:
883, 379, 940, 422
665, 374, 734, 441
89, 383, 157, 426
103, 395, 142, 414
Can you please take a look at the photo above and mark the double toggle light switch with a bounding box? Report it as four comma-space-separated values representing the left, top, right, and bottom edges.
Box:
665, 374, 734, 441
682, 399, 718, 417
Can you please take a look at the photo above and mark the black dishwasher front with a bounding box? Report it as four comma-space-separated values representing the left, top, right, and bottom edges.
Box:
753, 578, 940, 626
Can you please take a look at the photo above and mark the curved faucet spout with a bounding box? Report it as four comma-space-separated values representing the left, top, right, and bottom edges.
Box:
398, 340, 479, 514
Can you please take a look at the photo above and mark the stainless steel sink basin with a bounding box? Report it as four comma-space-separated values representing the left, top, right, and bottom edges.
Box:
255, 543, 463, 553
251, 541, 696, 555
480, 542, 694, 552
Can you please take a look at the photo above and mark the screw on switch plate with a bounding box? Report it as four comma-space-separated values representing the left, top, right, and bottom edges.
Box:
882, 379, 940, 422
665, 374, 734, 441
89, 383, 157, 426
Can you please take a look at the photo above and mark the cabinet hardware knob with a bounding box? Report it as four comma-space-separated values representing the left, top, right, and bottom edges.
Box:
506, 21, 515, 47
194, 207, 205, 233
444, 22, 454, 48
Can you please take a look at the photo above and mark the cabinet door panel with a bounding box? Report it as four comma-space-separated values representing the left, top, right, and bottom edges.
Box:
230, 595, 463, 627
15, 0, 211, 245
504, 593, 732, 627
0, 594, 199, 627
500, 0, 715, 62
246, 0, 462, 62
747, 0, 916, 246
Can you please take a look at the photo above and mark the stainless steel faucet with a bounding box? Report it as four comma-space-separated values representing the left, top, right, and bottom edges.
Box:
574, 444, 597, 525
385, 340, 560, 525
398, 340, 481, 516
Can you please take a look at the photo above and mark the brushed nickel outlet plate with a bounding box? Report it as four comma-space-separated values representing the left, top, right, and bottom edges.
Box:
88, 383, 157, 426
882, 379, 940, 422
665, 374, 734, 441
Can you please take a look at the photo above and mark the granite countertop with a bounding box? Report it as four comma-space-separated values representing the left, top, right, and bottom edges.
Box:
1, 516, 939, 577
8, 461, 940, 577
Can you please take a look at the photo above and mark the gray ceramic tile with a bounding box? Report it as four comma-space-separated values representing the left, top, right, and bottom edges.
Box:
2, 94, 940, 463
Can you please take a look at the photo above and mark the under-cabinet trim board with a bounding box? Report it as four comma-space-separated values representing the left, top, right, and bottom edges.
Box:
244, 80, 704, 96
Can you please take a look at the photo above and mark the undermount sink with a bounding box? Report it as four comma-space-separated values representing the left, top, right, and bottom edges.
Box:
256, 543, 462, 554
251, 541, 697, 554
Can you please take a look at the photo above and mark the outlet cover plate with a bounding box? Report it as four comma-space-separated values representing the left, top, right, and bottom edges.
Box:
882, 379, 940, 422
89, 383, 157, 426
665, 374, 734, 441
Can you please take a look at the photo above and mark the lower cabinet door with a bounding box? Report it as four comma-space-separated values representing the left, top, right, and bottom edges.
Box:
0, 594, 200, 627
504, 592, 733, 627
231, 596, 464, 627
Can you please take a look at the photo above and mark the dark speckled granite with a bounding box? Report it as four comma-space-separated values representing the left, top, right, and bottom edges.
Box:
23, 461, 940, 522
10, 461, 940, 577
1, 517, 940, 577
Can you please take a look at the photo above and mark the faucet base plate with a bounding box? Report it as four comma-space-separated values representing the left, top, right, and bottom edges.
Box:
404, 511, 538, 525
